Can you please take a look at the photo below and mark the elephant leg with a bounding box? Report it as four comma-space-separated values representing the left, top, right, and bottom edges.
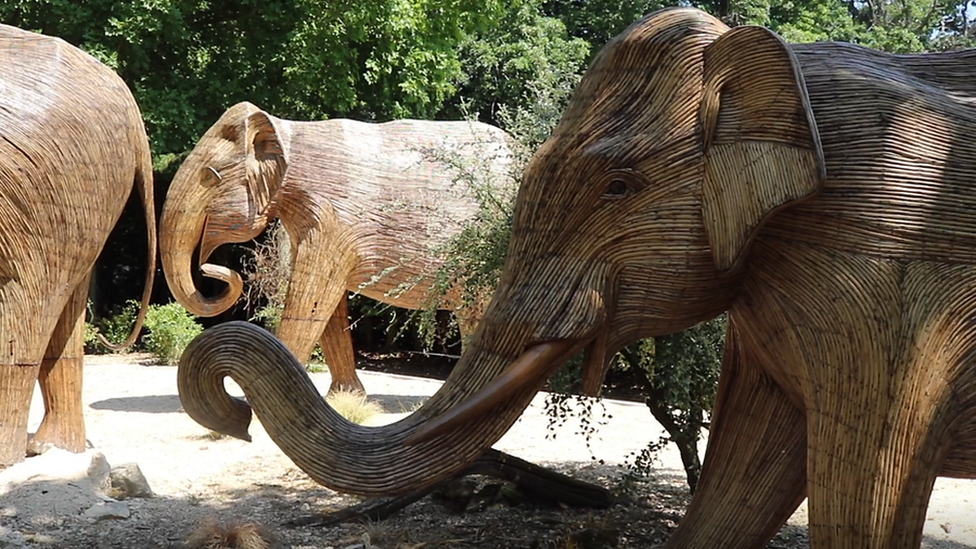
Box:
0, 363, 41, 466
319, 294, 365, 395
664, 325, 807, 549
29, 274, 89, 455
455, 305, 482, 350
805, 358, 953, 549
276, 227, 356, 375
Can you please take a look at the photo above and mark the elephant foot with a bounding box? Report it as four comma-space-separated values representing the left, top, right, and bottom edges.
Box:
327, 377, 367, 397
0, 363, 41, 466
29, 414, 86, 455
32, 356, 86, 454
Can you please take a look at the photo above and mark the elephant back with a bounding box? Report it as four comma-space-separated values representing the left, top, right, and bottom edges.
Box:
767, 43, 976, 265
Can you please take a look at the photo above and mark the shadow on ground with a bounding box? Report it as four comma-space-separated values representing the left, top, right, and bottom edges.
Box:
367, 394, 428, 414
2, 462, 972, 549
89, 393, 432, 415
90, 394, 183, 414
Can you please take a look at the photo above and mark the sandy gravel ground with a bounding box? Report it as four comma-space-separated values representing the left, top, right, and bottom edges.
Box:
1, 354, 974, 548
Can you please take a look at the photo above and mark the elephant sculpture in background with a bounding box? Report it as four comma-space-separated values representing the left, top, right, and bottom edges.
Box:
177, 8, 976, 549
160, 102, 514, 394
0, 24, 156, 466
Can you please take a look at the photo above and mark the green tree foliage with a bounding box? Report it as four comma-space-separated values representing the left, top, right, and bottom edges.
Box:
543, 0, 685, 55
728, 0, 975, 51
617, 317, 726, 492
445, 0, 590, 126
542, 0, 975, 54
0, 0, 504, 169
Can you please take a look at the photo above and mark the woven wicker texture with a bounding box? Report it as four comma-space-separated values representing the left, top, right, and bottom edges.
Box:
161, 102, 513, 394
0, 24, 156, 466
177, 8, 976, 548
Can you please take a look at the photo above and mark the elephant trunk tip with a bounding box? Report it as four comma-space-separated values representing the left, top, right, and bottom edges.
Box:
183, 394, 254, 443
172, 263, 244, 318
228, 427, 252, 443
178, 326, 255, 444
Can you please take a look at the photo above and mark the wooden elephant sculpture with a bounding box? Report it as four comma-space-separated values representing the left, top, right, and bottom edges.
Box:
0, 24, 156, 466
176, 7, 976, 549
160, 102, 513, 394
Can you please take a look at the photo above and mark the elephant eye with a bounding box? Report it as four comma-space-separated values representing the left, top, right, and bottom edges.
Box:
603, 178, 629, 199
599, 169, 647, 201
202, 166, 222, 186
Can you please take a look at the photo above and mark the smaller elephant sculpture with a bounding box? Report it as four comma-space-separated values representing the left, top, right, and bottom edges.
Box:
160, 102, 514, 394
0, 24, 156, 466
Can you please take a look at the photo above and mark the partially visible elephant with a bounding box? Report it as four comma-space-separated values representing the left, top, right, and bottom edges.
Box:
0, 24, 156, 466
176, 8, 976, 549
160, 102, 514, 394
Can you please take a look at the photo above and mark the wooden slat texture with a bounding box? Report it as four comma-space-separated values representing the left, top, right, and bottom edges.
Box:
178, 7, 976, 549
0, 24, 156, 465
161, 102, 515, 394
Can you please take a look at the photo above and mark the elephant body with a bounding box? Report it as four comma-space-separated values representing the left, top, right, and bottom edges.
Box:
177, 9, 976, 549
0, 24, 156, 465
161, 103, 513, 394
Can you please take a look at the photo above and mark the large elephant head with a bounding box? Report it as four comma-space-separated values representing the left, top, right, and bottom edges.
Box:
412, 7, 827, 436
160, 102, 286, 316
178, 8, 825, 496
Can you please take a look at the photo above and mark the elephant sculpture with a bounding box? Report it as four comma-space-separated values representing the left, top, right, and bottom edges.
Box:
177, 8, 976, 549
160, 102, 513, 394
0, 24, 156, 466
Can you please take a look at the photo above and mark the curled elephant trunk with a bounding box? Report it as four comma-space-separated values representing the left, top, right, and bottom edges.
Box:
159, 167, 244, 318
177, 321, 583, 496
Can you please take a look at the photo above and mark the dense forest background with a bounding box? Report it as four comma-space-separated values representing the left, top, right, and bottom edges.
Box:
1, 0, 972, 325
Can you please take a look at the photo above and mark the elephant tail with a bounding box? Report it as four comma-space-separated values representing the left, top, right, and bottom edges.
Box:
97, 133, 158, 350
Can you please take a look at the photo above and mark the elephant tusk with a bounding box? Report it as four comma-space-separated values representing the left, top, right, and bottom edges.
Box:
404, 340, 581, 446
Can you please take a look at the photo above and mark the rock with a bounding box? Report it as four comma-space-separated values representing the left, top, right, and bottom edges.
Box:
0, 449, 101, 524
432, 478, 477, 513
87, 452, 112, 493
108, 463, 153, 499
0, 525, 27, 548
84, 501, 130, 521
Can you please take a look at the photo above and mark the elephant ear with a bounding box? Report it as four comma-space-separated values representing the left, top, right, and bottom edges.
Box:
245, 109, 287, 218
700, 26, 826, 272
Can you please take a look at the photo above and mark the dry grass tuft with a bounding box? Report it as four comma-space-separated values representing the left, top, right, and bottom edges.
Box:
183, 519, 275, 549
326, 389, 384, 424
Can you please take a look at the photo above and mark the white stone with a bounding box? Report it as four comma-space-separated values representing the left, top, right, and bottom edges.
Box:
83, 501, 130, 521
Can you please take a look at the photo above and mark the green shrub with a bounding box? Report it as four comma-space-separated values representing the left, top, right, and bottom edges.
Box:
88, 299, 140, 353
617, 316, 726, 493
142, 302, 204, 365
83, 300, 107, 355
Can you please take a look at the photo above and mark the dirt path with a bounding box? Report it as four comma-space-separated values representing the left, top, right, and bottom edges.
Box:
1, 354, 974, 548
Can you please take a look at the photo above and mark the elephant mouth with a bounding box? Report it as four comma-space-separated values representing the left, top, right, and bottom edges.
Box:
404, 338, 591, 445
406, 265, 618, 446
